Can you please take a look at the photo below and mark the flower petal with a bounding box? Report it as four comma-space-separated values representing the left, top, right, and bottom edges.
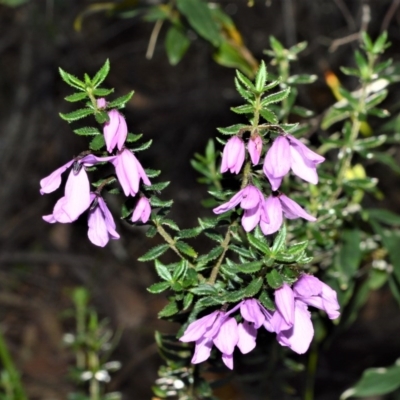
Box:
213, 188, 245, 214
192, 337, 213, 364
288, 136, 325, 164
263, 136, 291, 180
40, 160, 74, 194
213, 317, 239, 356
260, 196, 283, 235
237, 322, 257, 354
275, 284, 295, 326
279, 194, 316, 221
180, 311, 220, 342
240, 299, 265, 329
290, 145, 319, 185
248, 135, 263, 165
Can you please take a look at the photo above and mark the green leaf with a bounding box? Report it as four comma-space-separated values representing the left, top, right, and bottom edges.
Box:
59, 108, 93, 122
147, 282, 171, 294
148, 181, 170, 191
217, 124, 249, 135
234, 77, 253, 101
138, 244, 169, 262
132, 139, 153, 152
65, 92, 88, 102
176, 0, 221, 46
73, 127, 101, 136
372, 31, 389, 54
93, 88, 114, 96
183, 293, 194, 310
214, 42, 255, 77
92, 59, 110, 88
158, 301, 179, 318
126, 133, 143, 143
287, 74, 317, 85
287, 240, 308, 255
165, 26, 190, 65
235, 70, 255, 90
368, 152, 400, 174
230, 104, 253, 114
59, 67, 85, 90
172, 260, 188, 280
354, 50, 368, 76
177, 227, 203, 239
261, 88, 290, 107
247, 233, 271, 255
289, 41, 308, 54
291, 105, 314, 118
190, 284, 218, 296
237, 261, 263, 274
243, 277, 263, 297
160, 218, 179, 230
354, 135, 386, 151
196, 246, 224, 269
89, 135, 106, 151
107, 91, 134, 109
271, 225, 287, 254
321, 106, 352, 130
269, 36, 284, 54
366, 209, 400, 226
365, 90, 388, 109
175, 241, 198, 258
340, 67, 360, 77
259, 290, 275, 310
259, 108, 278, 123
340, 362, 400, 399
255, 60, 267, 92
154, 259, 173, 281
343, 177, 377, 190
149, 196, 173, 208
266, 269, 284, 289
95, 110, 109, 124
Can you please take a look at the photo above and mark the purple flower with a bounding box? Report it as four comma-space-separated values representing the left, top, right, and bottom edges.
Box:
111, 149, 151, 197
271, 278, 340, 354
40, 154, 115, 195
43, 166, 91, 223
87, 194, 120, 247
213, 185, 269, 232
260, 193, 316, 236
293, 275, 340, 320
103, 109, 128, 153
97, 98, 107, 109
41, 155, 115, 224
263, 135, 325, 190
221, 136, 245, 174
131, 197, 151, 223
179, 310, 239, 370
248, 134, 263, 165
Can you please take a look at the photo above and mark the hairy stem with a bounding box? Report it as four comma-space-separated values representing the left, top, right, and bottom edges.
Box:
208, 225, 232, 284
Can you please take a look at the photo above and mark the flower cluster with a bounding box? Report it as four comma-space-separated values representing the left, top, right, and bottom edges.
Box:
216, 133, 324, 235
40, 100, 151, 246
180, 275, 339, 369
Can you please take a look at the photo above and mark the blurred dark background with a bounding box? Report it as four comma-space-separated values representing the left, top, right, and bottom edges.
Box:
0, 0, 400, 399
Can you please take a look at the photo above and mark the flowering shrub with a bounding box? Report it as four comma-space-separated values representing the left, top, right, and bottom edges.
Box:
38, 29, 400, 400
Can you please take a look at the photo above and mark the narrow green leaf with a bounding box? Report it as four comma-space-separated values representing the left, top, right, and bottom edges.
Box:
247, 233, 271, 255
89, 135, 106, 151
148, 181, 170, 191
147, 282, 171, 294
73, 127, 101, 136
372, 31, 389, 54
95, 110, 109, 124
149, 196, 173, 208
234, 77, 254, 101
354, 135, 387, 151
365, 90, 388, 108
237, 261, 263, 274
291, 105, 314, 118
259, 290, 276, 310
65, 92, 88, 102
59, 108, 93, 122
244, 277, 263, 297
93, 88, 114, 96
260, 108, 278, 123
261, 88, 290, 107
176, 0, 221, 46
287, 241, 308, 255
287, 74, 317, 85
175, 241, 198, 258
269, 36, 284, 54
289, 41, 308, 54
165, 26, 190, 65
271, 225, 287, 254
230, 104, 253, 114
126, 133, 143, 143
132, 139, 153, 152
196, 246, 224, 269
107, 91, 134, 109
183, 293, 194, 310
160, 218, 179, 230
266, 269, 284, 289
154, 259, 173, 281
366, 209, 400, 226
172, 260, 188, 280
59, 67, 85, 90
340, 67, 360, 77
236, 70, 255, 90
158, 301, 179, 318
190, 284, 218, 296
217, 124, 249, 135
255, 60, 267, 92
138, 244, 169, 262
177, 227, 203, 239
92, 59, 110, 88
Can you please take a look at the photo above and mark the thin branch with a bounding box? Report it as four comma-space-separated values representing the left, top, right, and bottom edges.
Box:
146, 19, 164, 60
381, 0, 400, 32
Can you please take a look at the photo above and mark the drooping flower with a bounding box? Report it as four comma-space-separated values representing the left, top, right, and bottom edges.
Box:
260, 193, 316, 236
179, 310, 240, 370
103, 109, 128, 153
271, 278, 340, 354
43, 166, 91, 223
248, 134, 263, 165
221, 136, 245, 174
40, 154, 115, 195
213, 185, 269, 232
41, 155, 115, 223
111, 149, 151, 197
131, 197, 151, 223
87, 194, 120, 247
263, 135, 325, 190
